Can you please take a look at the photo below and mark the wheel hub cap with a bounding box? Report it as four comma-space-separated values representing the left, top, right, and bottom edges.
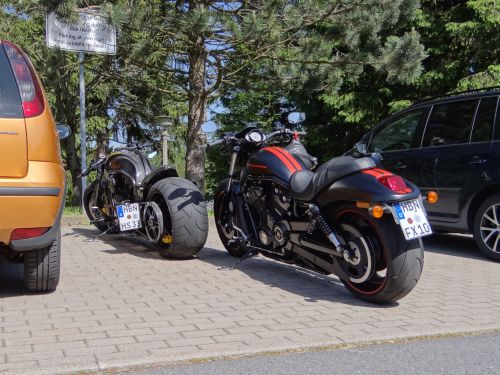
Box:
480, 203, 500, 253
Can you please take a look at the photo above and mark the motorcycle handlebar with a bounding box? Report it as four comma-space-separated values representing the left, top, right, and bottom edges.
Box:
208, 138, 226, 148
208, 128, 306, 148
267, 128, 306, 139
116, 142, 153, 151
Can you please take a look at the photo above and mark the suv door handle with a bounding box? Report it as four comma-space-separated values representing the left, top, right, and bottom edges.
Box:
394, 161, 407, 170
468, 156, 486, 166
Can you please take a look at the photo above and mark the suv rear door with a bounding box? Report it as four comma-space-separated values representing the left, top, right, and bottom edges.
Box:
421, 97, 496, 223
0, 43, 27, 178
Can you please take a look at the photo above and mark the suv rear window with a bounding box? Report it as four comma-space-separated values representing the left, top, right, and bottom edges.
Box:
0, 44, 23, 118
422, 99, 478, 147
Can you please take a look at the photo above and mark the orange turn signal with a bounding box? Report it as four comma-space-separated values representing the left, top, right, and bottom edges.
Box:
371, 205, 384, 219
427, 191, 438, 204
356, 201, 370, 209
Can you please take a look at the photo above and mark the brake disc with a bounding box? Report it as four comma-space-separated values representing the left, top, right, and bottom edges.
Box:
142, 201, 164, 242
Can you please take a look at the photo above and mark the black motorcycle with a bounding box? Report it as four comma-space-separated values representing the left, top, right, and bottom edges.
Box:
82, 143, 208, 259
207, 114, 437, 304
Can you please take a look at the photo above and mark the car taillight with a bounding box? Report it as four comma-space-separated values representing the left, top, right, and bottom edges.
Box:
10, 227, 49, 241
1, 41, 44, 118
378, 175, 411, 194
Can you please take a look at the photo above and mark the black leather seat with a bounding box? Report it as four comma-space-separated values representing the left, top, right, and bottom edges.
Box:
289, 156, 376, 201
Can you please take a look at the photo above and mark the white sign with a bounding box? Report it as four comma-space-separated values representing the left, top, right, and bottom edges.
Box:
46, 12, 116, 55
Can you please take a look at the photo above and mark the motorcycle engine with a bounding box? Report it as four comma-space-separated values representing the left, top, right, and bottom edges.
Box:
245, 180, 292, 254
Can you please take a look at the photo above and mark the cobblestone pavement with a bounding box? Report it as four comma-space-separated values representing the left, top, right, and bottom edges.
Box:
0, 221, 499, 375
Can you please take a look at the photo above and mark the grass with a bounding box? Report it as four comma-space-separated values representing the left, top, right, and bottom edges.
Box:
63, 206, 83, 216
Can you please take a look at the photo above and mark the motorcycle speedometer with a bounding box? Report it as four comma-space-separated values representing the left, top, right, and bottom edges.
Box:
246, 130, 265, 143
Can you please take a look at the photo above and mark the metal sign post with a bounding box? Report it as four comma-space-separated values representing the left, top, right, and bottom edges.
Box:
79, 52, 87, 196
46, 9, 116, 206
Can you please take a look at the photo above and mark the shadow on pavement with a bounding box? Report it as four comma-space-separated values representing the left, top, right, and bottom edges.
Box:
0, 251, 26, 297
197, 246, 390, 308
423, 233, 492, 262
69, 228, 395, 308
67, 227, 162, 260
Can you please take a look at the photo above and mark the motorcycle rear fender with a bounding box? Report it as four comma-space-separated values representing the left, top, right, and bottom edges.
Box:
315, 172, 421, 206
140, 166, 178, 199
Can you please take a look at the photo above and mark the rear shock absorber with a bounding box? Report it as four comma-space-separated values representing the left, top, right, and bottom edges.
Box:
308, 204, 346, 250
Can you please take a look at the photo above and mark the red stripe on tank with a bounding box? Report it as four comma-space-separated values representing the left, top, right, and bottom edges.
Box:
262, 147, 297, 173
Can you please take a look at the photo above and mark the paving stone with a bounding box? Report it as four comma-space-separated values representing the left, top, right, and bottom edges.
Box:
0, 223, 499, 374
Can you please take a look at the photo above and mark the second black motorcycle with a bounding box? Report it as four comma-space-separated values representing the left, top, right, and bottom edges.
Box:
207, 114, 437, 304
82, 143, 208, 259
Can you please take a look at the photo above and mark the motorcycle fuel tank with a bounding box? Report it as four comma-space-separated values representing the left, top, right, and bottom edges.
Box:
107, 150, 153, 185
247, 147, 304, 184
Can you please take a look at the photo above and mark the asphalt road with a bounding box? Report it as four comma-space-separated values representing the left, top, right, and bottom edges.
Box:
123, 332, 500, 375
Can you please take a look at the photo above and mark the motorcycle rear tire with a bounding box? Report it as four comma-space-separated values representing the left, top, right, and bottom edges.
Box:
333, 205, 424, 304
147, 177, 208, 259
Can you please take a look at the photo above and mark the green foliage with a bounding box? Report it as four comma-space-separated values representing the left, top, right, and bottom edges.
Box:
289, 0, 499, 163
205, 0, 428, 194
0, 0, 188, 204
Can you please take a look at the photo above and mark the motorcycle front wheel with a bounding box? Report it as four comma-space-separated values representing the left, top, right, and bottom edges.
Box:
214, 180, 247, 258
331, 205, 424, 304
83, 181, 118, 233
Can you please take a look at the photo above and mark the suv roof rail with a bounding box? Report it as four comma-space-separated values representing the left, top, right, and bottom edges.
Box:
412, 86, 500, 106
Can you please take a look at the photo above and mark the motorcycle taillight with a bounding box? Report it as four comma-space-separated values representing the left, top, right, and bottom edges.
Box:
378, 175, 411, 194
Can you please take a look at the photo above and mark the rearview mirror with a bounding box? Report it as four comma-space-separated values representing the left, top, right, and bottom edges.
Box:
148, 151, 158, 159
201, 121, 218, 134
354, 142, 368, 155
56, 123, 71, 139
287, 112, 306, 125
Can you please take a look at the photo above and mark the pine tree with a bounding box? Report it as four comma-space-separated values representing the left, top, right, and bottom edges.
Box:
132, 0, 426, 190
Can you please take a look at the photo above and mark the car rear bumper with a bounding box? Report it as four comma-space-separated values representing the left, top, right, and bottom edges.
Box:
0, 161, 65, 249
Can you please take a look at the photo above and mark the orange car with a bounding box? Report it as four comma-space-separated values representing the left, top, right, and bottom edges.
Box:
0, 40, 70, 292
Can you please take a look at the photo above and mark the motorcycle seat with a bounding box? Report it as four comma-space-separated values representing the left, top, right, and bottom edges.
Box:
289, 156, 376, 201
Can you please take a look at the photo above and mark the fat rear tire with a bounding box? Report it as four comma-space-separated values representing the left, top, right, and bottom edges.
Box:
473, 194, 500, 262
23, 228, 61, 292
333, 206, 424, 304
147, 177, 208, 259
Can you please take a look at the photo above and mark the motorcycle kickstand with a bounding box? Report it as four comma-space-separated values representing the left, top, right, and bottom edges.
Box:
93, 226, 114, 242
231, 248, 257, 270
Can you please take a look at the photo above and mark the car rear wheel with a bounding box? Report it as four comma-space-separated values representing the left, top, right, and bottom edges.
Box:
23, 228, 61, 292
473, 194, 500, 262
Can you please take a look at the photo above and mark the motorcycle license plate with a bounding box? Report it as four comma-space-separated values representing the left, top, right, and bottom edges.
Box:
392, 199, 432, 240
116, 203, 141, 231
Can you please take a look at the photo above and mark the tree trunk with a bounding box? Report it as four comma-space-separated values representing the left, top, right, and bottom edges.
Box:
185, 34, 208, 191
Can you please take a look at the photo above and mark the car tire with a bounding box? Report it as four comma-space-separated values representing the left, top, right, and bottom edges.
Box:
473, 194, 500, 262
23, 228, 61, 292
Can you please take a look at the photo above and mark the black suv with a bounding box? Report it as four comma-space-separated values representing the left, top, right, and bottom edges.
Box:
359, 89, 500, 261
